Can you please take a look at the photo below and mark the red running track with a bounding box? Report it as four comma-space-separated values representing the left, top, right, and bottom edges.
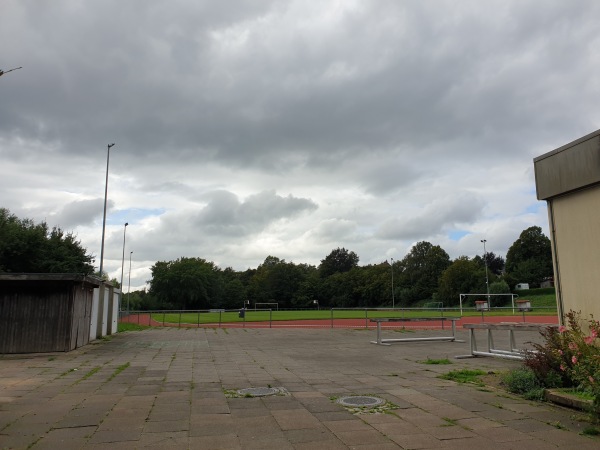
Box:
121, 314, 558, 329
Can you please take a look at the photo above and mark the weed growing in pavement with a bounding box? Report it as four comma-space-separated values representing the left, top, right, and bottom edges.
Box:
438, 369, 486, 385
420, 358, 452, 365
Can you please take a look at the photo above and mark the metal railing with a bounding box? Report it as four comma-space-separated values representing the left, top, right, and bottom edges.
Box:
119, 305, 558, 329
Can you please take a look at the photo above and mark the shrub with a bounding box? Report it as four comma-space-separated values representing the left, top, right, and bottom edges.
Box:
525, 311, 600, 417
524, 324, 577, 388
501, 368, 544, 400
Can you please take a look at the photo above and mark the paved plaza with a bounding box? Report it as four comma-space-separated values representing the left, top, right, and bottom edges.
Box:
1, 326, 598, 449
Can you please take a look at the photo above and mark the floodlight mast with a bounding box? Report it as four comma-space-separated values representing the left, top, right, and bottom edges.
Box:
481, 239, 490, 304
0, 67, 23, 77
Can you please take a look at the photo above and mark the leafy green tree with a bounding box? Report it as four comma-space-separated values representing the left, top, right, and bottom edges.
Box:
0, 208, 94, 274
437, 257, 485, 305
473, 251, 505, 275
505, 226, 553, 288
398, 241, 451, 305
148, 257, 220, 309
219, 267, 247, 309
247, 256, 312, 308
319, 247, 359, 277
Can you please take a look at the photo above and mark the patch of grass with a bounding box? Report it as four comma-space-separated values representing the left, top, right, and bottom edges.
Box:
108, 362, 130, 381
556, 387, 595, 401
421, 358, 452, 365
48, 356, 56, 361
118, 322, 150, 332
83, 367, 101, 380
60, 368, 78, 377
582, 426, 600, 436
438, 369, 487, 385
442, 417, 458, 426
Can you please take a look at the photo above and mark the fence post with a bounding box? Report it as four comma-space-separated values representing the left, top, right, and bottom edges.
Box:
219, 310, 222, 328
365, 308, 368, 328
331, 309, 334, 329
197, 310, 200, 328
163, 311, 166, 327
270, 309, 272, 328
179, 311, 182, 328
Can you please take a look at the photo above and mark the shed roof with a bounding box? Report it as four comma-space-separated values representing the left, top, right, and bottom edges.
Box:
0, 273, 102, 286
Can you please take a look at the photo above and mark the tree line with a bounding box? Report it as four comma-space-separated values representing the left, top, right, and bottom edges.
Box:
0, 207, 553, 311
137, 227, 553, 311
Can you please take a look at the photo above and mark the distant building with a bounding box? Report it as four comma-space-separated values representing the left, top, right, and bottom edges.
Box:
515, 283, 529, 290
534, 128, 600, 323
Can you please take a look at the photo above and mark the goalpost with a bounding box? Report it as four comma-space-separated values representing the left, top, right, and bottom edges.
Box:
459, 293, 518, 315
254, 302, 279, 311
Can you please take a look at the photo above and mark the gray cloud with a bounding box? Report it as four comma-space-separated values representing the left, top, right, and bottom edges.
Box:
1, 0, 598, 289
376, 193, 486, 240
51, 198, 107, 229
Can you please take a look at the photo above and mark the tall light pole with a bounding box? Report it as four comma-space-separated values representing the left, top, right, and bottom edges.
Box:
120, 222, 129, 296
127, 251, 133, 314
481, 239, 490, 304
99, 143, 115, 279
391, 257, 395, 309
0, 66, 22, 77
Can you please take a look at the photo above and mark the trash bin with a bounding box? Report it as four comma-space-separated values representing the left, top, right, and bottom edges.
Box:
239, 308, 245, 318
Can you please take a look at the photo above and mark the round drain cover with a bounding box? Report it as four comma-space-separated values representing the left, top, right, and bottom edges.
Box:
337, 396, 385, 407
237, 387, 279, 397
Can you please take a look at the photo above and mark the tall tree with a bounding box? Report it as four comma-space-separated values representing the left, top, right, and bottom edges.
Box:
319, 247, 359, 277
437, 257, 487, 305
473, 252, 505, 275
505, 226, 553, 287
0, 208, 93, 274
398, 241, 451, 305
148, 257, 219, 309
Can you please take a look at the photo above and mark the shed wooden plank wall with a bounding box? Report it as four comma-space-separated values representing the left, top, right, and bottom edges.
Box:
0, 279, 94, 353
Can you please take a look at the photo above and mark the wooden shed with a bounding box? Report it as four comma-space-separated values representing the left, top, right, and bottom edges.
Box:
0, 274, 101, 353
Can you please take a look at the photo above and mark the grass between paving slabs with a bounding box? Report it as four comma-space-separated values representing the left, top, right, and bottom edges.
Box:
438, 369, 488, 386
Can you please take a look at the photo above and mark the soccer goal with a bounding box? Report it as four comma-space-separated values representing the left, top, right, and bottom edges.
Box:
254, 302, 279, 311
423, 301, 443, 311
459, 294, 518, 315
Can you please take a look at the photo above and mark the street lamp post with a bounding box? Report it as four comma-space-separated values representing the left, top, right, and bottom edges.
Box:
119, 222, 129, 304
99, 143, 115, 279
481, 239, 490, 304
0, 66, 22, 77
127, 251, 133, 314
391, 257, 395, 309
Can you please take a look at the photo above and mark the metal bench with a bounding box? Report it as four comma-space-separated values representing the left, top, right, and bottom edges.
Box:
457, 322, 557, 360
370, 317, 461, 346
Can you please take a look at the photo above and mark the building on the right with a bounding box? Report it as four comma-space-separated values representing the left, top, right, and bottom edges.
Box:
534, 128, 600, 324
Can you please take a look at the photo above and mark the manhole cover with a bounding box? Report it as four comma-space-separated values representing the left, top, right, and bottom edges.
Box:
337, 396, 385, 407
237, 387, 279, 397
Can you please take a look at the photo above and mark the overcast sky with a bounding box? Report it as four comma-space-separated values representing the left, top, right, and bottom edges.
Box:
2, 0, 599, 291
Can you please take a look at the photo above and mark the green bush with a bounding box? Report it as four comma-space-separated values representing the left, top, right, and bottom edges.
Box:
501, 368, 545, 400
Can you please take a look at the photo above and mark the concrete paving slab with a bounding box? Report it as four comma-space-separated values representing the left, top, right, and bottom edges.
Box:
0, 326, 598, 449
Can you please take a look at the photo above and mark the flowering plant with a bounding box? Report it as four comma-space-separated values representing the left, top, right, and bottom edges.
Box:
525, 311, 600, 417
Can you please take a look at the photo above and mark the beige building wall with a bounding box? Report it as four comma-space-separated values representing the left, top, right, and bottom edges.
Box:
535, 128, 600, 324
548, 185, 600, 320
